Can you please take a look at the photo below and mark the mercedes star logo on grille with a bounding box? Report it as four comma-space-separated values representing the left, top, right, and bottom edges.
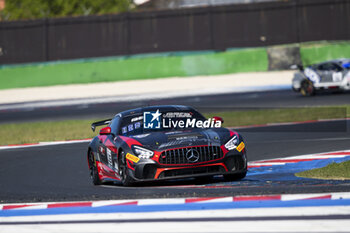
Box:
186, 149, 200, 163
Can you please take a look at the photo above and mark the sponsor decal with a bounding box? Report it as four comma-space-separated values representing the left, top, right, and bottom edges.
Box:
122, 127, 127, 134
175, 136, 198, 140
163, 117, 220, 128
128, 124, 134, 132
106, 148, 113, 168
165, 131, 182, 135
131, 116, 143, 122
126, 153, 140, 163
236, 142, 245, 152
304, 68, 320, 83
132, 133, 150, 138
163, 112, 192, 118
144, 110, 162, 129
134, 122, 141, 129
332, 72, 343, 82
144, 109, 221, 129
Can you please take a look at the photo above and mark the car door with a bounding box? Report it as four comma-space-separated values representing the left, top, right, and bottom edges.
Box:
97, 117, 120, 170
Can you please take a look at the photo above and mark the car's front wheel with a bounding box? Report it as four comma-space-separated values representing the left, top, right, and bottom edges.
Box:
300, 80, 315, 96
118, 150, 134, 186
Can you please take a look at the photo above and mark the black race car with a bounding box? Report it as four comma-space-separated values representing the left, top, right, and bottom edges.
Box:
87, 105, 247, 186
292, 58, 350, 96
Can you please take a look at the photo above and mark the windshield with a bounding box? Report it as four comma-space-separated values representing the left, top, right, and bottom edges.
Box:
118, 109, 207, 136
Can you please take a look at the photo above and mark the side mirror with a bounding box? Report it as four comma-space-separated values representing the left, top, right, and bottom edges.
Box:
212, 116, 224, 124
99, 126, 111, 135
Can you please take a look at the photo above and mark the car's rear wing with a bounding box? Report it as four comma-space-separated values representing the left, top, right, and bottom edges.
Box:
91, 119, 112, 132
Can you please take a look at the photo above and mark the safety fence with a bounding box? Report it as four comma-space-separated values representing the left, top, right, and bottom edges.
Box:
0, 0, 349, 64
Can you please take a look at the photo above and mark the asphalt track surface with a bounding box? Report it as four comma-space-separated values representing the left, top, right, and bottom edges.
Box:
1, 120, 349, 203
1, 89, 350, 124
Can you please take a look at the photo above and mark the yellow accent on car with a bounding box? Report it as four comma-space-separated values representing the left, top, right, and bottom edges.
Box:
236, 142, 245, 152
126, 153, 140, 163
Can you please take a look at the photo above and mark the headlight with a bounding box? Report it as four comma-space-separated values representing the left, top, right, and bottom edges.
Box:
132, 145, 154, 159
225, 135, 239, 150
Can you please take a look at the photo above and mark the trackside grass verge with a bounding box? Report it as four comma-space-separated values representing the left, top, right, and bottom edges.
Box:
1, 40, 349, 90
295, 160, 350, 180
0, 106, 348, 146
204, 106, 348, 127
0, 119, 98, 146
0, 48, 268, 90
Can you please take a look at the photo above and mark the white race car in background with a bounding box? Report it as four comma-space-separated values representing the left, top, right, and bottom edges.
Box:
292, 58, 350, 96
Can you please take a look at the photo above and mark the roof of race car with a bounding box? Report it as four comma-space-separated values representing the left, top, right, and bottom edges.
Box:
116, 105, 195, 118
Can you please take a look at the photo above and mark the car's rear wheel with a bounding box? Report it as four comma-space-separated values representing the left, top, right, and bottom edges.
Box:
88, 150, 102, 185
223, 170, 247, 181
300, 80, 315, 96
118, 150, 134, 186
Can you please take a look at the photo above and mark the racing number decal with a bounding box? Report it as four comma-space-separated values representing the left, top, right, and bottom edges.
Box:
332, 72, 343, 82
304, 68, 320, 83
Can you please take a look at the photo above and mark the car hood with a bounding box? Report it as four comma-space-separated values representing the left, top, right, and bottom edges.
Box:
129, 128, 233, 151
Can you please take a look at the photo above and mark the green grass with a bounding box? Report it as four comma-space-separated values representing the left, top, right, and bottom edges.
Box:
0, 48, 268, 90
0, 40, 349, 90
300, 41, 350, 66
0, 119, 98, 145
296, 160, 350, 180
0, 106, 348, 146
205, 106, 348, 127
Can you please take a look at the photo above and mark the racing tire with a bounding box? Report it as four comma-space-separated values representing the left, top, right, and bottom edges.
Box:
300, 80, 315, 96
89, 151, 102, 185
118, 150, 134, 186
223, 170, 247, 181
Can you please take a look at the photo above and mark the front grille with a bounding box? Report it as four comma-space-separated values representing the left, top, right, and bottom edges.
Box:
320, 76, 333, 83
159, 146, 223, 165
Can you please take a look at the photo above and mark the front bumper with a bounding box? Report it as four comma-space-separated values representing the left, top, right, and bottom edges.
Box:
128, 151, 247, 182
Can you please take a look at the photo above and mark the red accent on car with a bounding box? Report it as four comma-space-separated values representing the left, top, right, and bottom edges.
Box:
118, 136, 142, 147
152, 151, 162, 163
221, 144, 229, 155
229, 129, 238, 137
98, 135, 107, 143
127, 160, 135, 170
104, 138, 118, 153
154, 163, 228, 179
99, 126, 111, 135
96, 160, 121, 181
212, 116, 224, 123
